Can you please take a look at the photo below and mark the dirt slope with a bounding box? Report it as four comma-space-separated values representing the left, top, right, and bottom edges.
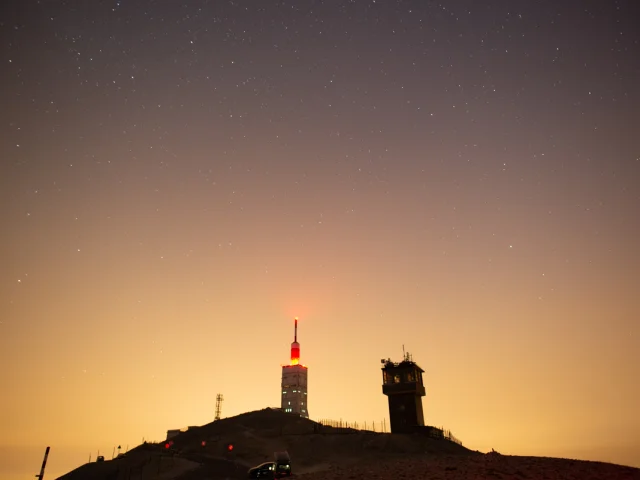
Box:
55, 408, 471, 480
57, 409, 640, 480
296, 452, 640, 480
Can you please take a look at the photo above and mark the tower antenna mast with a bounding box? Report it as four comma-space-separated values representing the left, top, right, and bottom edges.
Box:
214, 394, 224, 421
281, 316, 309, 418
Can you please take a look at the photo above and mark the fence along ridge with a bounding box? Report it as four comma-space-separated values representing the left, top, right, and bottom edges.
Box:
318, 418, 387, 432
317, 419, 462, 445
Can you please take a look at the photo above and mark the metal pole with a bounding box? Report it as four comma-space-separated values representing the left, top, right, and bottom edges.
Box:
36, 446, 50, 480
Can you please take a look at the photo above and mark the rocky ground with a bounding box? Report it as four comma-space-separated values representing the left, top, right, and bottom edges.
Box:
296, 452, 640, 480
56, 409, 640, 480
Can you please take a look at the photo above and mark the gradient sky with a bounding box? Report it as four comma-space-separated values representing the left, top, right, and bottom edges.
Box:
1, 0, 639, 478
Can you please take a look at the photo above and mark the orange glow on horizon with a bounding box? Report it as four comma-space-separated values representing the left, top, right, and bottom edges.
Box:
2, 4, 639, 474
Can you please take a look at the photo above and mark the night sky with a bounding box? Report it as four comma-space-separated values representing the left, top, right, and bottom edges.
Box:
1, 0, 639, 477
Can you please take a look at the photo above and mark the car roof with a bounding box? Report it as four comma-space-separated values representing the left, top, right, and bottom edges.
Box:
275, 451, 290, 461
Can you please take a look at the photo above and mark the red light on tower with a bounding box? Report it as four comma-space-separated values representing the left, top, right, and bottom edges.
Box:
290, 317, 300, 365
227, 444, 234, 451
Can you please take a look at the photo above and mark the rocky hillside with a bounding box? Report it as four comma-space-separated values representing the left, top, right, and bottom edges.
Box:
56, 408, 472, 479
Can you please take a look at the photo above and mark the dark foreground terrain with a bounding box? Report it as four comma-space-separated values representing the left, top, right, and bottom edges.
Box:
56, 409, 640, 480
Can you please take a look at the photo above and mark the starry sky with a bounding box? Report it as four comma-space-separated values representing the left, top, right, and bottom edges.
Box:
1, 0, 639, 477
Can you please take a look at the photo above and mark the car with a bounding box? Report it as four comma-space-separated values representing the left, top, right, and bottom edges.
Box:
248, 461, 276, 478
248, 452, 292, 479
274, 462, 292, 478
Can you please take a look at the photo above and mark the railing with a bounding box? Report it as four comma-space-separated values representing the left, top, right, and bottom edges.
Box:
317, 419, 462, 446
318, 418, 389, 432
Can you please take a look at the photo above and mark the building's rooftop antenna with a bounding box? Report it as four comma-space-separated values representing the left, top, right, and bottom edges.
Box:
402, 345, 413, 362
290, 317, 300, 365
214, 393, 224, 421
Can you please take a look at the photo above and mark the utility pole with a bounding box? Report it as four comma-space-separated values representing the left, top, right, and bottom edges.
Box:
215, 393, 224, 421
36, 446, 50, 480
